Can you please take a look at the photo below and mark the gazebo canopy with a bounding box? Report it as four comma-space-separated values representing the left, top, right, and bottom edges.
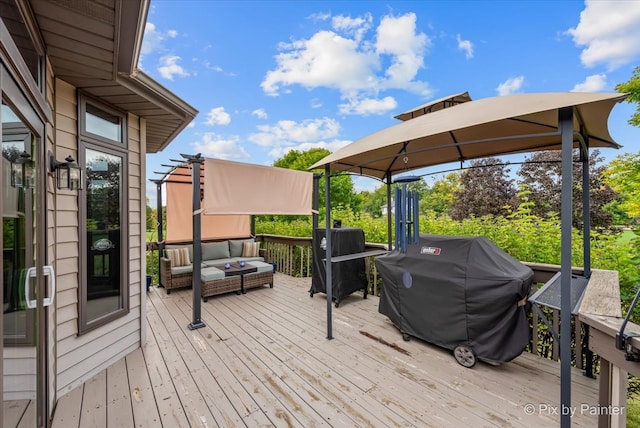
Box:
310, 92, 626, 179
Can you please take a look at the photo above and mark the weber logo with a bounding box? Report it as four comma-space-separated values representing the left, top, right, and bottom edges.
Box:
421, 246, 441, 255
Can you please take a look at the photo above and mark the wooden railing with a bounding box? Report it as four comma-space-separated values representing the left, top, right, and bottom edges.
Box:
147, 234, 596, 371
255, 234, 593, 369
256, 234, 388, 296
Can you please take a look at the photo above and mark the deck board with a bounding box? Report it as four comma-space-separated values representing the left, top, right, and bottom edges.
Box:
50, 273, 600, 427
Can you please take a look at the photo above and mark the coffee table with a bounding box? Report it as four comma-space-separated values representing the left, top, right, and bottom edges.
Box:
214, 263, 257, 293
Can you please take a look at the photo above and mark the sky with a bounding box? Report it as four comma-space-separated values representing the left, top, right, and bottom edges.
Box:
141, 0, 640, 207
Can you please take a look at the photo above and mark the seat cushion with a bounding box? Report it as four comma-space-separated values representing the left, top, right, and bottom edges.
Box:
249, 261, 273, 273
202, 258, 238, 267
235, 256, 264, 263
202, 241, 230, 260
201, 267, 225, 282
170, 265, 193, 275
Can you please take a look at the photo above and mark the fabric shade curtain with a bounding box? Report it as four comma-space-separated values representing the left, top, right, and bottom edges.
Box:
165, 180, 250, 242
203, 158, 313, 215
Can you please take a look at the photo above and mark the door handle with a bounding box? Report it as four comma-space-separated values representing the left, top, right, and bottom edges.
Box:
23, 265, 56, 309
24, 267, 37, 309
42, 265, 55, 307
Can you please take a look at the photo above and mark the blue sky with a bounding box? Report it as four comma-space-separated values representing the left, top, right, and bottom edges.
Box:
141, 0, 640, 206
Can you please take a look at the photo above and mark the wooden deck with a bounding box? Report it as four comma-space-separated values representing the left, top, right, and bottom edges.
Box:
50, 274, 600, 427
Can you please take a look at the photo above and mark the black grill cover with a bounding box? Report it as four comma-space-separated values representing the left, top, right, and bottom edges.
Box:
312, 228, 368, 303
376, 234, 533, 362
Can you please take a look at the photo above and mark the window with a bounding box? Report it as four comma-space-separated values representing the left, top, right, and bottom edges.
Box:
1, 0, 45, 89
80, 97, 124, 145
78, 97, 128, 333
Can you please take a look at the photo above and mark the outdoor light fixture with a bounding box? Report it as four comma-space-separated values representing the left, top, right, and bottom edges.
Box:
49, 151, 83, 190
11, 151, 35, 189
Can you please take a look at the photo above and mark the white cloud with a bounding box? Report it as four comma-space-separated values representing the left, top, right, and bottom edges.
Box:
496, 76, 525, 95
375, 13, 431, 92
142, 23, 163, 56
192, 133, 250, 160
261, 30, 378, 96
205, 107, 231, 125
141, 23, 179, 56
249, 117, 341, 149
456, 34, 474, 59
571, 74, 608, 92
261, 12, 433, 112
252, 109, 268, 119
158, 55, 189, 80
338, 96, 397, 115
332, 13, 373, 42
567, 0, 640, 70
268, 139, 351, 159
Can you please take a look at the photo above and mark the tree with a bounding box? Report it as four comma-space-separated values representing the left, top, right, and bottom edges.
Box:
273, 148, 360, 213
422, 173, 460, 216
517, 150, 618, 228
451, 157, 516, 220
603, 152, 640, 221
615, 66, 640, 127
360, 185, 388, 218
146, 197, 157, 232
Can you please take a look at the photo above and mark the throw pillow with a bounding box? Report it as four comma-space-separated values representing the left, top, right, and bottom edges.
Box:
166, 247, 191, 267
229, 238, 253, 258
242, 241, 260, 257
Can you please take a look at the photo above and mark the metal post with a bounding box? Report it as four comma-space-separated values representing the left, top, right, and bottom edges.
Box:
154, 179, 163, 287
386, 172, 392, 251
313, 173, 321, 231
185, 154, 205, 330
324, 164, 333, 340
559, 107, 573, 427
580, 140, 591, 277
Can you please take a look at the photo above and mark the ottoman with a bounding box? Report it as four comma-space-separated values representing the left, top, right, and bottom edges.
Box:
242, 261, 274, 293
201, 266, 241, 301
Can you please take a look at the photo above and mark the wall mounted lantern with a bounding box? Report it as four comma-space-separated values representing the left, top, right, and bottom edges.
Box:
11, 151, 35, 189
49, 151, 83, 190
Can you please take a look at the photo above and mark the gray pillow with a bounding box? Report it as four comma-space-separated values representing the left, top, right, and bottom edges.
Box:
202, 241, 230, 260
229, 238, 254, 257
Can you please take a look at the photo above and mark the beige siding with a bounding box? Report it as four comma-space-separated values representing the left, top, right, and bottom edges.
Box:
52, 79, 143, 397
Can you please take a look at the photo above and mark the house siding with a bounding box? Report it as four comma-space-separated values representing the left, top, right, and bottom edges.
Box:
52, 78, 144, 397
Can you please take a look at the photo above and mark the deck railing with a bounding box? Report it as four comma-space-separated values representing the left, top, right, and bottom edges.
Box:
255, 234, 592, 370
147, 234, 593, 371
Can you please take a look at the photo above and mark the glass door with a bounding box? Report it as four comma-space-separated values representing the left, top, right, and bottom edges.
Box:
2, 86, 48, 425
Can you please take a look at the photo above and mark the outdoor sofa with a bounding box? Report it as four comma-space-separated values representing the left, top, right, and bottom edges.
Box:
160, 238, 272, 298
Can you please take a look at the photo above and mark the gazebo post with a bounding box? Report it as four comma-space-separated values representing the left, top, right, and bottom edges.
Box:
324, 164, 333, 340
151, 179, 163, 287
312, 173, 321, 231
386, 171, 392, 250
184, 153, 205, 330
559, 107, 573, 427
579, 134, 592, 277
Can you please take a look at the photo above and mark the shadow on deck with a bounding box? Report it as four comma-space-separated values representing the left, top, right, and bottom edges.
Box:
51, 274, 599, 427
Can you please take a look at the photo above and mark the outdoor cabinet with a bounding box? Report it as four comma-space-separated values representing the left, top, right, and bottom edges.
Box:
311, 227, 368, 306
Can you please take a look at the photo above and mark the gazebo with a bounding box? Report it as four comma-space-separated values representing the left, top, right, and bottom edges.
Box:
310, 91, 628, 427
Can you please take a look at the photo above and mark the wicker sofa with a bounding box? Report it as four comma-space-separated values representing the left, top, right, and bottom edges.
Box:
160, 238, 269, 295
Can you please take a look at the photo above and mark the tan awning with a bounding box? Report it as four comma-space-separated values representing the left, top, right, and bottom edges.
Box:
310, 92, 627, 179
203, 158, 313, 215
